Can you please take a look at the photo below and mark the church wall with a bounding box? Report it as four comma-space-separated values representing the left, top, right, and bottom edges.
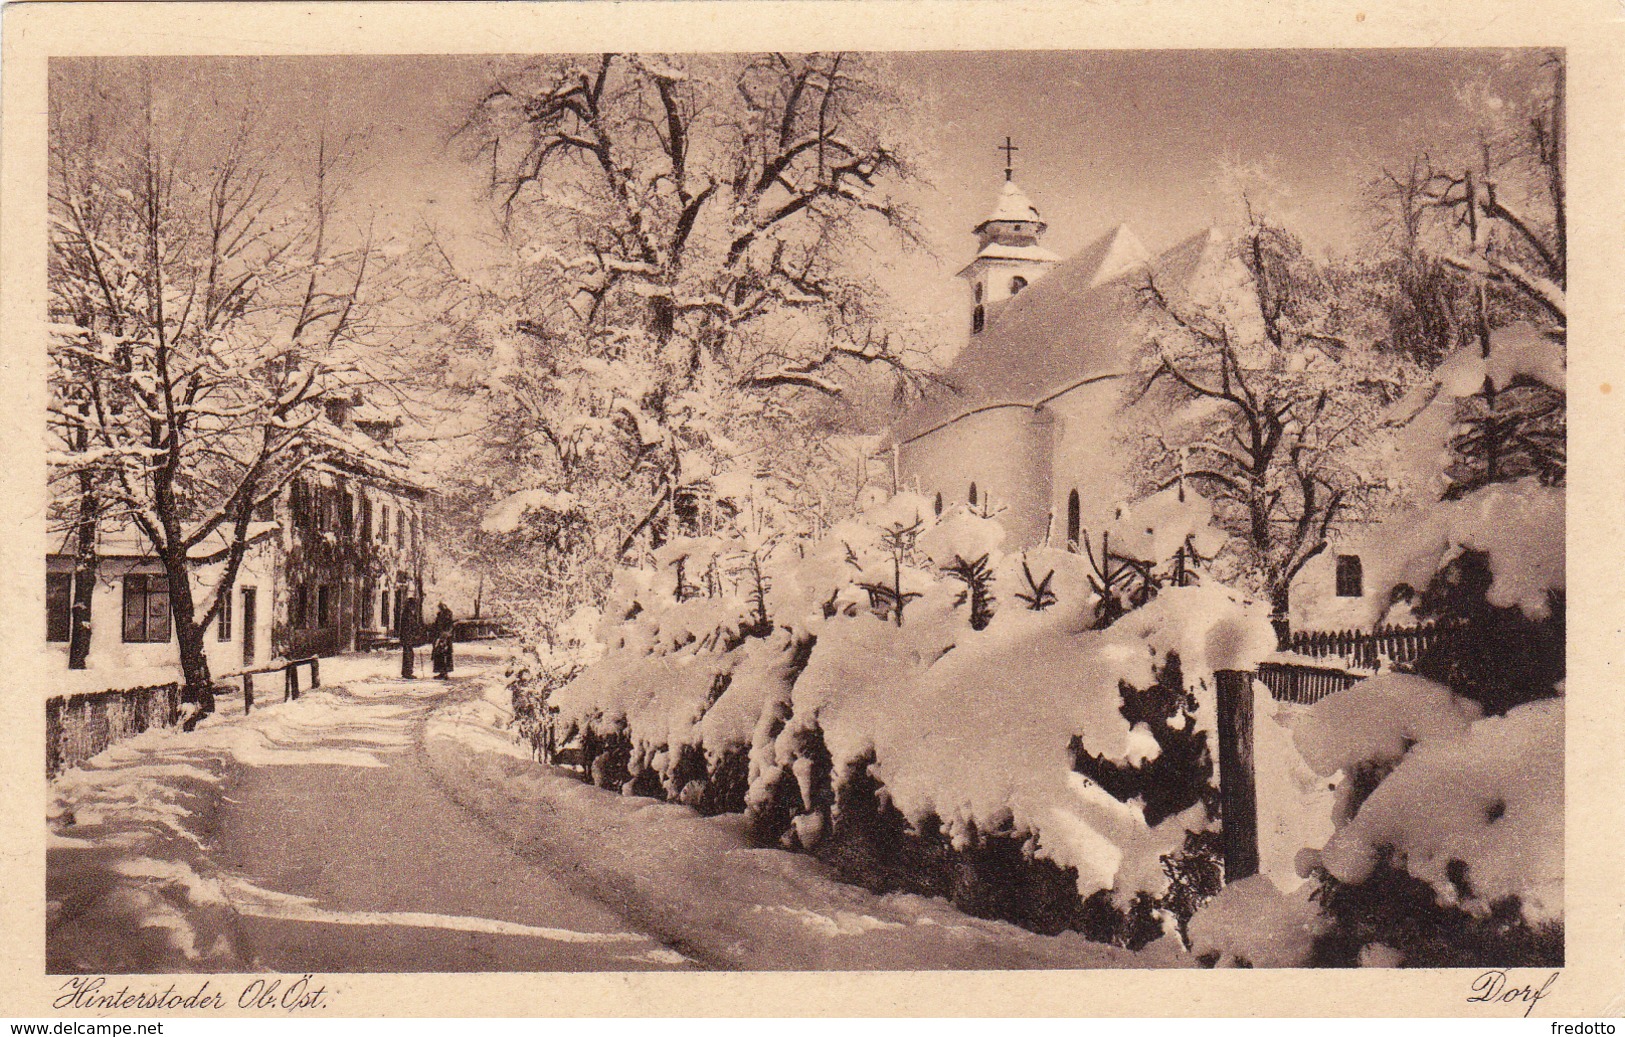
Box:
1045, 378, 1134, 548
896, 405, 1052, 546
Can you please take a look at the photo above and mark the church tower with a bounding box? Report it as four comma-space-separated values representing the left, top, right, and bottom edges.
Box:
957, 141, 1061, 335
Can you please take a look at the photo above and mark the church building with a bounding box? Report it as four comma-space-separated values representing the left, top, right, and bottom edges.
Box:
890, 167, 1224, 551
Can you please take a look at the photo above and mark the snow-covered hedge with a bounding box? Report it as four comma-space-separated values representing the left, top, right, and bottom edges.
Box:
531, 490, 1277, 942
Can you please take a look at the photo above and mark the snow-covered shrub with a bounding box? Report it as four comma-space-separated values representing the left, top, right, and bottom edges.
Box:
1199, 675, 1565, 968
1299, 695, 1563, 966
546, 490, 1281, 945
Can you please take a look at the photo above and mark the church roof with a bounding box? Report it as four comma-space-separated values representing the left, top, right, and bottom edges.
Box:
955, 241, 1063, 276
974, 180, 1043, 229
894, 225, 1226, 444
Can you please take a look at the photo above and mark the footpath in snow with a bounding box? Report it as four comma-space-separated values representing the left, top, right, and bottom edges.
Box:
48, 654, 686, 973
48, 652, 1183, 973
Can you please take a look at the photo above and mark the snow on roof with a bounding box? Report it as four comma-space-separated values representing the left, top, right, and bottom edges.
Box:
974, 179, 1044, 228
54, 521, 281, 561
309, 415, 433, 495
896, 225, 1224, 443
956, 242, 1063, 272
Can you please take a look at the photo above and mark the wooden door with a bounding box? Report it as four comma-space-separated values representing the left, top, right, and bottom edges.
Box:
241, 587, 257, 665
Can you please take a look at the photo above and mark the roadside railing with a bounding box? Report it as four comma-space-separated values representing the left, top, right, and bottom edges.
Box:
215, 656, 321, 713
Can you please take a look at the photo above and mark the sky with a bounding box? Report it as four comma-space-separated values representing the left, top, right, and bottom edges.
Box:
55, 49, 1548, 351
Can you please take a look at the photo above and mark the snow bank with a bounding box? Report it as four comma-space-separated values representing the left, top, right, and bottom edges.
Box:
1314, 698, 1563, 925
426, 676, 1183, 971
1251, 684, 1335, 891
1186, 875, 1327, 968
1291, 673, 1482, 777
548, 491, 1281, 924
46, 666, 182, 697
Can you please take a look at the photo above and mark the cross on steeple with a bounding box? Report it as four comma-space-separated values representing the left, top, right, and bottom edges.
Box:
998, 136, 1018, 181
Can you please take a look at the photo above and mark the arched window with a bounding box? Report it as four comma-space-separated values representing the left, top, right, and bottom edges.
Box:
934, 492, 943, 516
972, 305, 985, 334
968, 482, 978, 507
1009, 275, 1028, 296
1067, 489, 1081, 549
1336, 555, 1364, 598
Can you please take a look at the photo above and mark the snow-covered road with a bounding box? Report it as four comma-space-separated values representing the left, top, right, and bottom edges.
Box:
48, 658, 1177, 972
48, 662, 687, 973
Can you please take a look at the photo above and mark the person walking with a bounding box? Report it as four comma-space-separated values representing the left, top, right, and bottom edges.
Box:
431, 602, 456, 680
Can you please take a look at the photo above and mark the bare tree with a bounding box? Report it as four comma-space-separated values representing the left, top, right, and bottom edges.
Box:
1419, 54, 1565, 338
424, 51, 934, 615
1133, 214, 1412, 641
48, 66, 391, 715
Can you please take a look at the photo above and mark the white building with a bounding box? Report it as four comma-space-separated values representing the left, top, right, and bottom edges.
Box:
45, 396, 430, 679
891, 175, 1221, 551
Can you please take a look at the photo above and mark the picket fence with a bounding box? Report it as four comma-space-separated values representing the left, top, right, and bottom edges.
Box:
1287, 622, 1452, 671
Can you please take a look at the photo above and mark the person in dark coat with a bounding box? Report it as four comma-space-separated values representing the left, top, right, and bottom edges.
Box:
431, 602, 456, 679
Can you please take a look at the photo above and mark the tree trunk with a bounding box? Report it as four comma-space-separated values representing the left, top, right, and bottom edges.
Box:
1269, 582, 1292, 651
67, 472, 97, 670
67, 418, 97, 670
165, 560, 216, 721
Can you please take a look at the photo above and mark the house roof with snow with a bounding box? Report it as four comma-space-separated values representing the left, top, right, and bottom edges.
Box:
896, 224, 1226, 444
49, 521, 282, 562
308, 411, 433, 497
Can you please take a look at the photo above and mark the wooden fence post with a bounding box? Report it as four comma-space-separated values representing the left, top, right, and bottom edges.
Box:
310, 657, 320, 689
1214, 669, 1259, 883
243, 672, 254, 714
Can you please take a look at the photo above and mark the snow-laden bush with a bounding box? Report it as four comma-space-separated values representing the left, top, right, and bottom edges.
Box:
543, 490, 1279, 943
1188, 674, 1562, 968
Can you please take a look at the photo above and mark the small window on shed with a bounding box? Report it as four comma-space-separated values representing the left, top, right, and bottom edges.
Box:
1335, 554, 1364, 598
972, 305, 985, 334
1009, 275, 1028, 296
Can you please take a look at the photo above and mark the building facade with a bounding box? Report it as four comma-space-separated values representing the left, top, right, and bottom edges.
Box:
45, 398, 429, 677
892, 176, 1369, 630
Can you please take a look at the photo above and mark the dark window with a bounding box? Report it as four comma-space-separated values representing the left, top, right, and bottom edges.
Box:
1067, 489, 1081, 549
122, 573, 171, 643
46, 572, 72, 643
968, 482, 979, 507
217, 586, 233, 642
317, 585, 333, 627
974, 283, 983, 304
395, 510, 404, 551
293, 584, 309, 628
972, 305, 985, 334
362, 584, 375, 628
933, 492, 943, 517
381, 589, 392, 633
380, 504, 390, 545
1335, 554, 1364, 598
1010, 275, 1028, 296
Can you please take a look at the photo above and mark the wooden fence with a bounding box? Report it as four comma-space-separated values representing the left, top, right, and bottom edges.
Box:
217, 656, 320, 713
1288, 622, 1451, 671
1255, 661, 1365, 706
46, 682, 180, 779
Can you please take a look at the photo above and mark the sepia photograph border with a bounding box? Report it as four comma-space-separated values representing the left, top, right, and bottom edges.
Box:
3, 0, 1623, 1018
